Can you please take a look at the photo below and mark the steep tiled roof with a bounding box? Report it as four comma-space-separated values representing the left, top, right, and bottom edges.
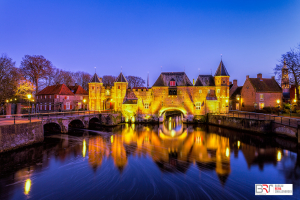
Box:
68, 85, 88, 95
90, 73, 102, 83
249, 78, 282, 93
230, 86, 242, 98
123, 89, 138, 104
153, 72, 192, 87
37, 84, 74, 95
116, 72, 127, 82
195, 75, 215, 86
215, 60, 230, 76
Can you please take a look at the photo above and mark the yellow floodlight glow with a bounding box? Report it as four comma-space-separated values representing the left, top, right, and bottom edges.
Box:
277, 150, 282, 161
83, 99, 86, 103
24, 179, 31, 195
111, 135, 114, 143
237, 97, 240, 101
27, 94, 32, 99
225, 147, 230, 157
131, 116, 135, 123
277, 99, 280, 104
82, 139, 86, 158
225, 99, 228, 103
237, 141, 240, 148
171, 130, 175, 137
294, 99, 297, 103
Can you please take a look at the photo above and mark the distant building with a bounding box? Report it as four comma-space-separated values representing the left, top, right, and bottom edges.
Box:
281, 60, 290, 102
36, 83, 88, 111
240, 73, 282, 111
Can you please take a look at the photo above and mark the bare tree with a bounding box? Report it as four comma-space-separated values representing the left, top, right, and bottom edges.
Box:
274, 44, 300, 104
0, 54, 20, 103
102, 75, 116, 87
20, 55, 53, 94
74, 71, 92, 90
126, 75, 145, 88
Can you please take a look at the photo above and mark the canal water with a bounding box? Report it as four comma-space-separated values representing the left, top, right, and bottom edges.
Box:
0, 116, 300, 200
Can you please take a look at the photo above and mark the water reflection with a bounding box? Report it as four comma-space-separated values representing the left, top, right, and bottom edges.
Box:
0, 117, 300, 199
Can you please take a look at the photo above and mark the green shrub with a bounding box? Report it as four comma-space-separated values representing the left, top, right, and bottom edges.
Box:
283, 108, 290, 114
283, 103, 291, 109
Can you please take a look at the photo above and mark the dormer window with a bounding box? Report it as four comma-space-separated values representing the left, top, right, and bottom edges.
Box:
169, 79, 176, 87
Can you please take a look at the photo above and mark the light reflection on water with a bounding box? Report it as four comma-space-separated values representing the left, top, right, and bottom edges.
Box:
0, 116, 300, 200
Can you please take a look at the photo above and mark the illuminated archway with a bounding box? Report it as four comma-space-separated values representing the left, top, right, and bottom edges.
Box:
158, 107, 187, 118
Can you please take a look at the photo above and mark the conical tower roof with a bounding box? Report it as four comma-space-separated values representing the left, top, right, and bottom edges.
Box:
90, 73, 102, 83
214, 60, 230, 76
116, 72, 127, 82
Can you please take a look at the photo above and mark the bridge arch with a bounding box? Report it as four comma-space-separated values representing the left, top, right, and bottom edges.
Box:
44, 122, 61, 134
68, 119, 85, 129
89, 117, 101, 129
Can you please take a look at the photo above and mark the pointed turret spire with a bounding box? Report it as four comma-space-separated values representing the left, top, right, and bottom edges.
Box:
116, 72, 127, 82
90, 73, 102, 83
214, 60, 230, 76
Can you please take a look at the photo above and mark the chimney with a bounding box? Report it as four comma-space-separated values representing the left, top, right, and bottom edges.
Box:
246, 75, 249, 79
229, 81, 232, 85
233, 79, 237, 87
271, 76, 275, 79
257, 73, 262, 80
75, 83, 78, 86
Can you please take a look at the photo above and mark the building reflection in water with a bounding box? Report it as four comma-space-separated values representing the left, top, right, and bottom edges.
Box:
87, 115, 231, 184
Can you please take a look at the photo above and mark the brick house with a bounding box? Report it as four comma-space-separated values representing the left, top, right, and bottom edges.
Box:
36, 83, 88, 111
240, 73, 282, 111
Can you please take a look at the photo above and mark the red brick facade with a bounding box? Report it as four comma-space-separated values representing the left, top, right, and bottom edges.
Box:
240, 74, 282, 111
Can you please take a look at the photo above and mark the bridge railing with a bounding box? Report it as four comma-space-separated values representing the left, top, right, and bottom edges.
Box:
0, 110, 102, 125
219, 110, 300, 128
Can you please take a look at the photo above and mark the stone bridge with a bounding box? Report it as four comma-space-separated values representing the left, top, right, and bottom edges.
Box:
42, 113, 122, 133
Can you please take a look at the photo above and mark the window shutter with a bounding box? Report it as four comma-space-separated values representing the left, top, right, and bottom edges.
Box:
70, 105, 72, 109
64, 105, 66, 110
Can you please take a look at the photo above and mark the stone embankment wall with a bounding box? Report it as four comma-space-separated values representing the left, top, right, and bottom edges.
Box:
208, 114, 272, 134
0, 122, 44, 153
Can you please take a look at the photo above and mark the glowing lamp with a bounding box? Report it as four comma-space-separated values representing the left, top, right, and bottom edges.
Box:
6, 100, 8, 103
276, 99, 280, 104
27, 94, 32, 99
82, 139, 86, 158
24, 179, 31, 195
277, 150, 282, 161
237, 97, 240, 101
83, 99, 86, 103
294, 99, 297, 103
225, 99, 228, 103
225, 147, 230, 157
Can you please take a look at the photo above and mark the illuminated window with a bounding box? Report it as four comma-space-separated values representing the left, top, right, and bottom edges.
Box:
196, 102, 201, 110
144, 103, 149, 109
208, 89, 210, 94
217, 89, 220, 94
259, 102, 264, 110
170, 81, 176, 86
106, 90, 110, 96
199, 90, 202, 93
118, 86, 120, 89
260, 94, 264, 101
92, 86, 94, 90
44, 95, 46, 99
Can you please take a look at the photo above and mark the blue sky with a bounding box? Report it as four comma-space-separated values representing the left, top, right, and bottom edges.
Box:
1, 0, 300, 86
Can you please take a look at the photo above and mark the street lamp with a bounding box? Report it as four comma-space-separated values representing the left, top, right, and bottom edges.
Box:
27, 94, 31, 121
83, 99, 86, 110
276, 99, 280, 116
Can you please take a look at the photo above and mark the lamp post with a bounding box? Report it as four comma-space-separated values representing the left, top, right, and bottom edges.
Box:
225, 99, 229, 114
27, 94, 32, 121
276, 99, 280, 116
83, 99, 86, 111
